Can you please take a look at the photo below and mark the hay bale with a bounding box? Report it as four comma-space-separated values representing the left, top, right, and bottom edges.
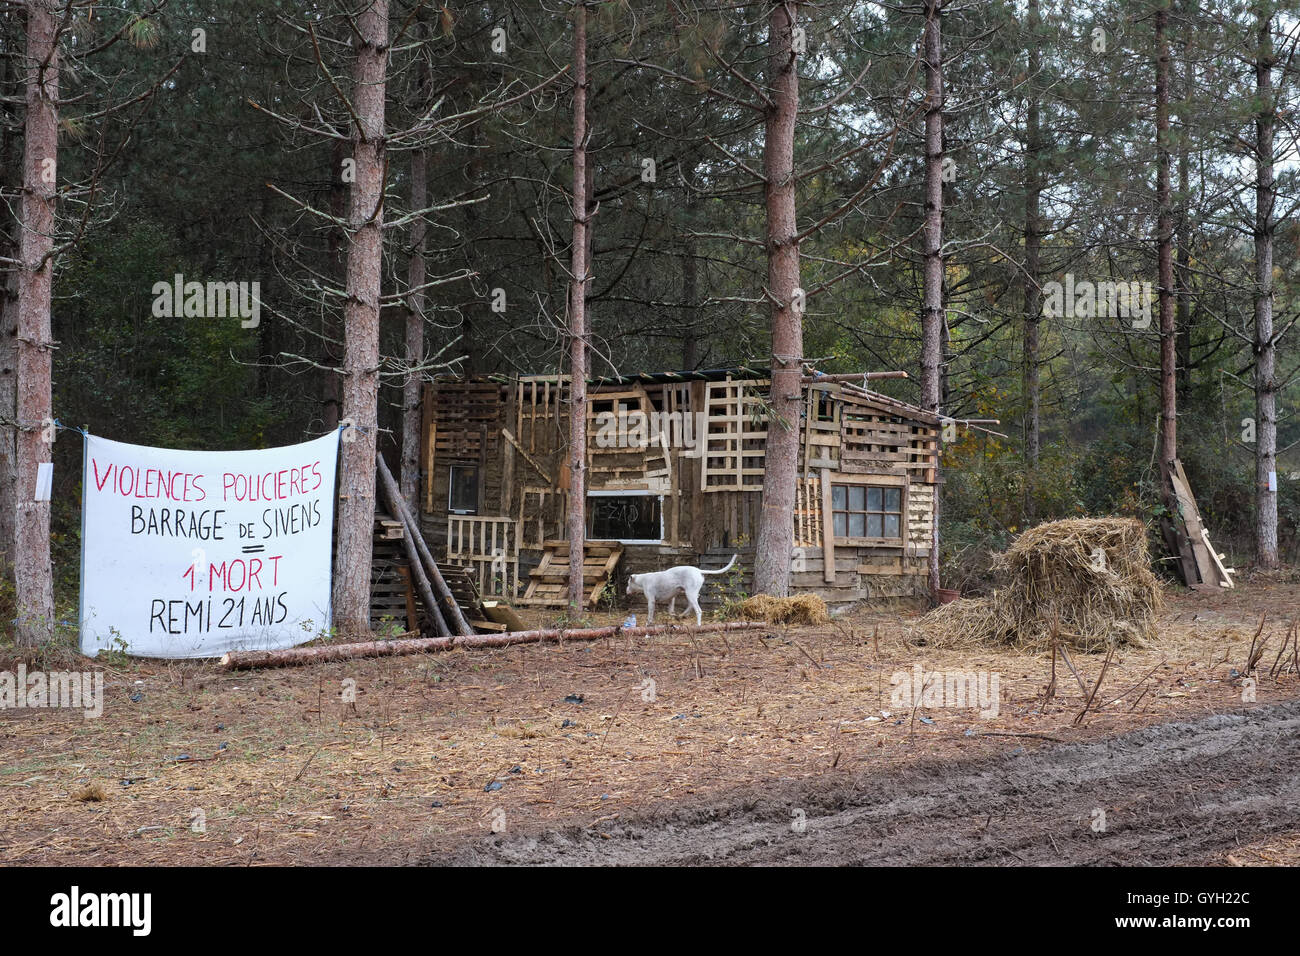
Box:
918, 517, 1163, 652
724, 594, 829, 626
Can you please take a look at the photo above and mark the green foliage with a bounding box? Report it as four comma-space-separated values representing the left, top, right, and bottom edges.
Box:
57, 223, 283, 450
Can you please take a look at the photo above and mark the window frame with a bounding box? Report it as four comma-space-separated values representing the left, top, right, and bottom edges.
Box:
447, 463, 481, 515
829, 475, 906, 545
586, 489, 664, 544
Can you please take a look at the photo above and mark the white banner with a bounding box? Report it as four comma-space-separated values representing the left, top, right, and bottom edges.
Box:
79, 432, 340, 658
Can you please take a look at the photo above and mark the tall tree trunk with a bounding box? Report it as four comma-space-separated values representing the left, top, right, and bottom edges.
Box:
1253, 1, 1278, 569
402, 39, 431, 514
920, 0, 944, 597
332, 0, 388, 637
1156, 2, 1177, 470
323, 136, 348, 432
402, 146, 426, 514
14, 0, 58, 645
1022, 0, 1041, 525
753, 0, 802, 597
1175, 18, 1192, 405
0, 261, 16, 580
567, 0, 589, 609
681, 158, 699, 370
0, 27, 18, 576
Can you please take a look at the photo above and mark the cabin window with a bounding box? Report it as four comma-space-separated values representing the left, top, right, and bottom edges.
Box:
448, 465, 479, 514
588, 493, 662, 542
831, 484, 902, 539
815, 390, 836, 422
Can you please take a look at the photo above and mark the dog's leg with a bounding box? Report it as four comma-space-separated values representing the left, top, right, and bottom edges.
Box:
645, 593, 655, 625
687, 587, 702, 626
667, 594, 676, 617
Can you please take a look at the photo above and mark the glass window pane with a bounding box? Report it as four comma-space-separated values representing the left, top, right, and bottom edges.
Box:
867, 487, 882, 511
867, 514, 883, 537
589, 495, 662, 540
833, 513, 847, 537
849, 486, 865, 511
848, 513, 865, 537
832, 485, 847, 510
885, 488, 901, 512
449, 466, 478, 513
884, 514, 900, 537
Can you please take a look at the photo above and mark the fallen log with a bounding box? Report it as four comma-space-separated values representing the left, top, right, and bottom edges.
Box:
376, 454, 473, 636
220, 620, 769, 670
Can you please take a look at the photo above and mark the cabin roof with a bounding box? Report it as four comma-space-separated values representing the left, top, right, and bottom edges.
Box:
432, 367, 939, 426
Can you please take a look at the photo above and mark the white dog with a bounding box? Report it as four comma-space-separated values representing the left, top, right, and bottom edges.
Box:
625, 555, 738, 626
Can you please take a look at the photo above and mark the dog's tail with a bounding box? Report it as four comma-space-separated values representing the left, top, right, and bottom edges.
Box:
700, 554, 738, 575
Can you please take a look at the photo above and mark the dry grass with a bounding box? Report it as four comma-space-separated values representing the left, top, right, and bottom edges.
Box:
1, 579, 1294, 866
71, 783, 107, 803
917, 518, 1164, 652
724, 593, 829, 626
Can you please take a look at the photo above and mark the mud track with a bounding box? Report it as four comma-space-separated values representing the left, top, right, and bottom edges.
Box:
435, 701, 1300, 866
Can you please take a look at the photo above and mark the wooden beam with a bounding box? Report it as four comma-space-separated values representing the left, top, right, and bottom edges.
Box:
502, 427, 552, 484
802, 371, 909, 383
819, 468, 836, 584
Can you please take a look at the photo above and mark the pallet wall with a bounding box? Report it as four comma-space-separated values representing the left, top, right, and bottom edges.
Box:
421, 375, 939, 609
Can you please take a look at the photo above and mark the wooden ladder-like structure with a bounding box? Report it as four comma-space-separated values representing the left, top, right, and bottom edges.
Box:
517, 540, 624, 608
370, 513, 418, 634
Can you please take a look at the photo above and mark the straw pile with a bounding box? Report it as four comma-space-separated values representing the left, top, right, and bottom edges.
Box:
725, 594, 830, 626
918, 517, 1163, 652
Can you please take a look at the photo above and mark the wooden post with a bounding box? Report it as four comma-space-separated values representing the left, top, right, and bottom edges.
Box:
819, 468, 836, 584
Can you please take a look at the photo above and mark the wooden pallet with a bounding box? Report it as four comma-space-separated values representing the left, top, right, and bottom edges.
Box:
441, 564, 510, 632
375, 513, 405, 540
516, 540, 623, 607
370, 534, 418, 633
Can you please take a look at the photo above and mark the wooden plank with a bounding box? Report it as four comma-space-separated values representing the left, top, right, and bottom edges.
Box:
1201, 527, 1235, 589
424, 419, 437, 513
820, 468, 835, 584
1170, 459, 1221, 588
1156, 459, 1196, 586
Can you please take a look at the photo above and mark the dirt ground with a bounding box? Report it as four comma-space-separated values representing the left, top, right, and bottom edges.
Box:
1, 575, 1297, 866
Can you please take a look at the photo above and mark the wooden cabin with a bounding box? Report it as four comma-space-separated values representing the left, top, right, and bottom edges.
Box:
418, 369, 940, 611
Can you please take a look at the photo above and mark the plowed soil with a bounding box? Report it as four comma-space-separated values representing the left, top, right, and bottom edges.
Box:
438, 700, 1300, 865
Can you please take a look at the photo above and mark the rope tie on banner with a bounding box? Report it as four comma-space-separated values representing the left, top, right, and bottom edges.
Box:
0, 416, 89, 437
53, 419, 90, 438
4, 419, 363, 440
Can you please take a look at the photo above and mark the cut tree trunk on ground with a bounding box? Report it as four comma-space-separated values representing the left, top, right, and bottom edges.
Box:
221, 620, 769, 670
